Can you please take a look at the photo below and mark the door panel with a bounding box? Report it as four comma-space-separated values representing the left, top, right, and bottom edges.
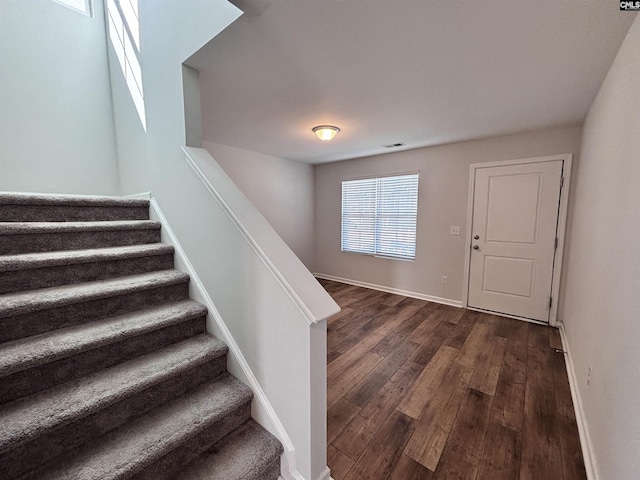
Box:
486, 173, 541, 244
468, 160, 563, 322
482, 256, 535, 298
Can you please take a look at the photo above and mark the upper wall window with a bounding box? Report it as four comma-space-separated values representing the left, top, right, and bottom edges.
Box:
107, 0, 145, 130
341, 173, 419, 260
52, 0, 92, 16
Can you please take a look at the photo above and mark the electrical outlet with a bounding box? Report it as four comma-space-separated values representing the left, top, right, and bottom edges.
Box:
441, 276, 448, 285
450, 226, 461, 235
587, 366, 592, 386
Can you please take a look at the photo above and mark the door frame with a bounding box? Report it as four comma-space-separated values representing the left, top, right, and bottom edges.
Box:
462, 153, 573, 327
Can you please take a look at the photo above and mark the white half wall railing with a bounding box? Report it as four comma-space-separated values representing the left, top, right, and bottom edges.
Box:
162, 146, 340, 480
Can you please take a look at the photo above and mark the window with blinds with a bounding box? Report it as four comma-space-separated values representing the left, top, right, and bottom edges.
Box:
341, 173, 419, 260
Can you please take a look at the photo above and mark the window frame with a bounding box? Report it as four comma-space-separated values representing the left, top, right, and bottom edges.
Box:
51, 0, 93, 17
106, 0, 146, 130
341, 172, 420, 261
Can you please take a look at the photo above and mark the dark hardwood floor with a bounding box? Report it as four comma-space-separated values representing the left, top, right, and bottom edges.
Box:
320, 279, 586, 480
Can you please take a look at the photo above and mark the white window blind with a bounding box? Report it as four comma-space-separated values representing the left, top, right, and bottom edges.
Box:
341, 173, 419, 260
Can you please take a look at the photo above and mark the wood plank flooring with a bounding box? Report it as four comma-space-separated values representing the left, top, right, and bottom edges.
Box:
321, 279, 586, 480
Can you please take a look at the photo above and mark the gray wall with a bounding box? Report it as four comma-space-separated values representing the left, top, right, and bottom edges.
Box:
0, 0, 119, 195
562, 15, 640, 480
314, 125, 582, 310
203, 141, 316, 270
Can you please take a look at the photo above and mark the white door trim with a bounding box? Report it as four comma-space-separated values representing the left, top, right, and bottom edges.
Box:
462, 153, 573, 327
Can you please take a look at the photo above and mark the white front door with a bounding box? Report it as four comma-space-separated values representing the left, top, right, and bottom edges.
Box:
467, 160, 563, 323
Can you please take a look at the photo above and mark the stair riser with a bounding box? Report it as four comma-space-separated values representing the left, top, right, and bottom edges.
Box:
0, 254, 175, 294
0, 282, 189, 343
1, 356, 228, 480
0, 316, 206, 404
0, 205, 149, 222
176, 420, 284, 480
258, 461, 283, 480
0, 229, 161, 255
0, 197, 274, 480
132, 402, 252, 480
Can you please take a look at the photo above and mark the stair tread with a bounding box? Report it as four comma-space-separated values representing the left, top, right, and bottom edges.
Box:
0, 334, 228, 454
0, 220, 160, 235
0, 195, 271, 479
177, 420, 282, 480
0, 270, 189, 318
0, 243, 174, 273
20, 374, 251, 480
0, 194, 149, 208
0, 299, 207, 378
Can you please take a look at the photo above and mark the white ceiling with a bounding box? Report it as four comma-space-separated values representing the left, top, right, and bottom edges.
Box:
188, 1, 636, 164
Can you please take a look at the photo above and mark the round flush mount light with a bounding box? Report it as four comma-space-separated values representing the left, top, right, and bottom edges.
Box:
312, 125, 340, 141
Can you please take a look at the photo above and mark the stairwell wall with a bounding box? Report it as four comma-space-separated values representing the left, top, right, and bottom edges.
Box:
0, 0, 119, 195
108, 0, 241, 197
202, 141, 316, 270
108, 2, 337, 479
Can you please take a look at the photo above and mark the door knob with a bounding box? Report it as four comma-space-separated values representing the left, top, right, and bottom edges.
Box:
473, 245, 479, 250
474, 235, 480, 240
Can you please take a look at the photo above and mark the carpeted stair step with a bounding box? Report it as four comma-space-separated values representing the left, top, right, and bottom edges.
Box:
0, 270, 190, 342
16, 374, 252, 480
0, 194, 149, 222
0, 220, 161, 255
0, 335, 229, 479
0, 299, 208, 403
177, 420, 283, 480
0, 192, 283, 479
0, 244, 175, 294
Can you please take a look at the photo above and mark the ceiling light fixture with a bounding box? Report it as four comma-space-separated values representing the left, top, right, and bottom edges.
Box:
312, 125, 340, 141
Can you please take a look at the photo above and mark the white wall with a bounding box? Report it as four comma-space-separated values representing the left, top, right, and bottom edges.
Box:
108, 2, 335, 478
203, 141, 315, 270
183, 65, 203, 148
178, 147, 338, 480
108, 0, 240, 197
0, 0, 119, 195
561, 15, 640, 480
315, 125, 582, 310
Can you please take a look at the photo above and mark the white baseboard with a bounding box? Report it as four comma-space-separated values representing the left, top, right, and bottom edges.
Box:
0, 190, 124, 199
558, 322, 599, 480
316, 467, 331, 480
313, 273, 463, 308
123, 191, 151, 200
149, 197, 314, 480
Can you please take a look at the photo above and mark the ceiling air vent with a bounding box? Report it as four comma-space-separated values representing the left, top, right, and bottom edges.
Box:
383, 143, 406, 148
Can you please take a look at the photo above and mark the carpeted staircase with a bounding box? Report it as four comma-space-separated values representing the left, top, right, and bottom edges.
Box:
0, 193, 283, 480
